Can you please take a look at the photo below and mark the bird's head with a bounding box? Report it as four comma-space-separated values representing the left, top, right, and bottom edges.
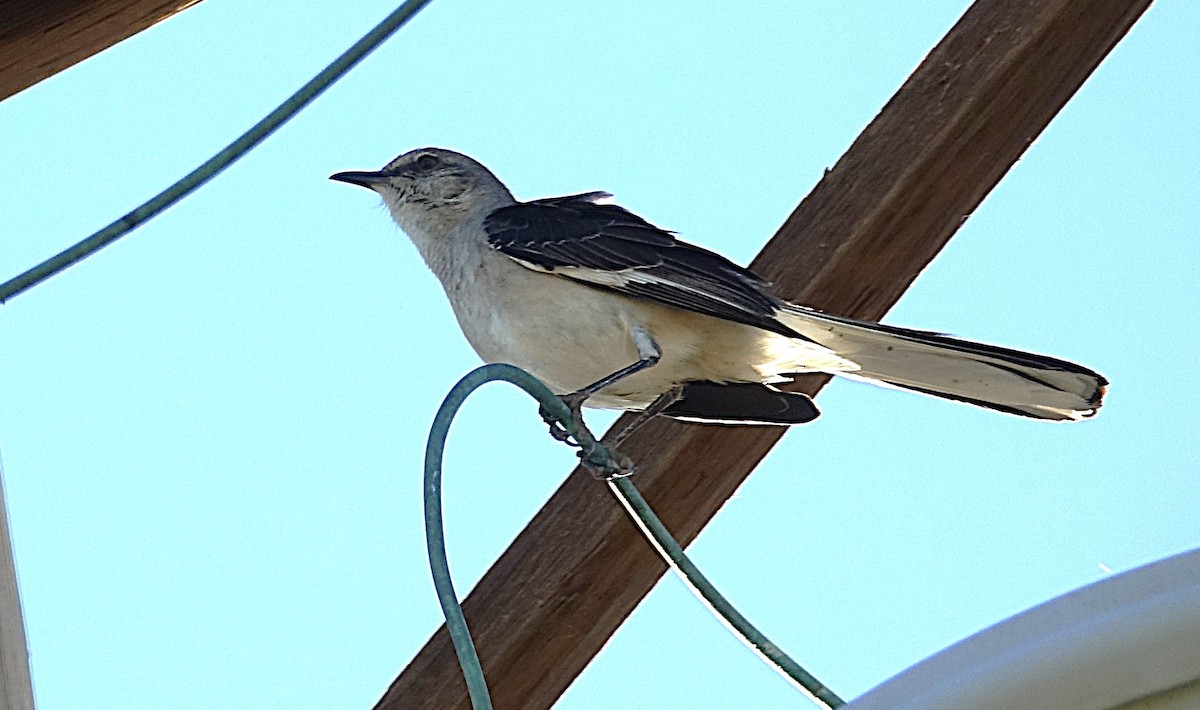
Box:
331, 147, 513, 236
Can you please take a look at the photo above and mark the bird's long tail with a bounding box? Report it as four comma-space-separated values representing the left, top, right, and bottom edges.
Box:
777, 307, 1107, 421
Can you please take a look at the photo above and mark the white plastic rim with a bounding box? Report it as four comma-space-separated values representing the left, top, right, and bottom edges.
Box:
846, 548, 1200, 710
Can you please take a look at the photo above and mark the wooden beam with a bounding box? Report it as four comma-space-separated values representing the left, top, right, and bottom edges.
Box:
0, 474, 33, 710
376, 1, 1151, 708
0, 0, 201, 102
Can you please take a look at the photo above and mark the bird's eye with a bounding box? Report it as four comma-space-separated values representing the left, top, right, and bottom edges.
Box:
415, 153, 440, 171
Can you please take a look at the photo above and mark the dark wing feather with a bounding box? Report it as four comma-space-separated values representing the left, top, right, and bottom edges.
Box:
484, 194, 799, 337
663, 381, 820, 424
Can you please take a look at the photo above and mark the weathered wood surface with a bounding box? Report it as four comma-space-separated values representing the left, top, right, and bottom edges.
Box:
0, 0, 201, 102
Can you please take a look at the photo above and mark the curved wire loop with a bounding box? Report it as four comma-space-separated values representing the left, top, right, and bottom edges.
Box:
424, 363, 844, 709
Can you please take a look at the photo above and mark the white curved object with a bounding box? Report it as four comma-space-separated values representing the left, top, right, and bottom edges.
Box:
846, 548, 1200, 710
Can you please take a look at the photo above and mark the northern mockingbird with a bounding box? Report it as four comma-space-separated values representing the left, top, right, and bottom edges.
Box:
331, 148, 1106, 442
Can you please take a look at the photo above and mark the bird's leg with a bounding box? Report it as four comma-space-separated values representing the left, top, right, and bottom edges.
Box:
540, 354, 660, 444
541, 327, 661, 450
607, 386, 684, 450
561, 386, 685, 480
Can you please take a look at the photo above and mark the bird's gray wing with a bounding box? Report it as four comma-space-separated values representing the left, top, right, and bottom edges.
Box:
484, 193, 800, 338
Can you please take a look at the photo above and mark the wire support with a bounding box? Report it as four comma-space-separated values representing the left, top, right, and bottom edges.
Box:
424, 364, 621, 710
606, 477, 845, 707
424, 363, 842, 709
0, 0, 433, 305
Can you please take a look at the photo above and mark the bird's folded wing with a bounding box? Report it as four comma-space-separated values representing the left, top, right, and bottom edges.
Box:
483, 193, 803, 338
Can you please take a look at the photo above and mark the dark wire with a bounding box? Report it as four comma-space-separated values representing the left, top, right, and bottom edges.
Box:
0, 0, 434, 304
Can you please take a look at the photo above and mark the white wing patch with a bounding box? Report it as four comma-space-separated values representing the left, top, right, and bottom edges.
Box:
507, 257, 756, 313
505, 254, 862, 374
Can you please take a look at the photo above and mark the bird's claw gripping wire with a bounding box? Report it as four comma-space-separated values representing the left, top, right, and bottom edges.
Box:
539, 393, 632, 479
539, 404, 578, 446
539, 391, 591, 443
587, 451, 636, 479
576, 448, 634, 480
541, 386, 690, 479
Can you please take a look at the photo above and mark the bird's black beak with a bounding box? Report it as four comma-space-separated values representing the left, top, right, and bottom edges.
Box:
329, 170, 392, 188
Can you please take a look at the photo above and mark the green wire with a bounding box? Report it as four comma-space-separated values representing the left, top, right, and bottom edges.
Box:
424, 363, 843, 709
424, 369, 498, 710
423, 364, 620, 710
607, 477, 845, 707
0, 0, 433, 305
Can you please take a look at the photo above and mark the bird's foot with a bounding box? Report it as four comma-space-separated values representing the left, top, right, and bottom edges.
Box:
539, 406, 577, 445
540, 392, 636, 478
540, 390, 585, 446
579, 448, 636, 480
539, 391, 589, 446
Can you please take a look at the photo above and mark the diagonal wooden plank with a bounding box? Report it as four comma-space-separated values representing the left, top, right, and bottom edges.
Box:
0, 0, 202, 102
0, 473, 33, 710
376, 1, 1151, 708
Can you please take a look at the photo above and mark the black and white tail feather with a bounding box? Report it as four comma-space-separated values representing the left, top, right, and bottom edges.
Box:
484, 189, 1107, 424
776, 307, 1105, 421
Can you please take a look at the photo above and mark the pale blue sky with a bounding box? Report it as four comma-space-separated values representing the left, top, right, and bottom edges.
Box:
1, 2, 1196, 708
